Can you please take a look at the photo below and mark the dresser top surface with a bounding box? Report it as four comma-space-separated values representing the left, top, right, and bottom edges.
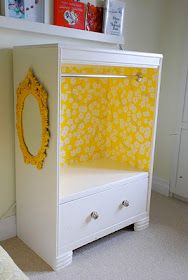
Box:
59, 159, 148, 204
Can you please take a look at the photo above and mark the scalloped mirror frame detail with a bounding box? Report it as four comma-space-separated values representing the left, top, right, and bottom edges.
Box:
16, 69, 50, 170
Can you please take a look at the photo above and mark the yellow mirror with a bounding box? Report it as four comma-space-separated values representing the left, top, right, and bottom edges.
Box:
16, 69, 50, 169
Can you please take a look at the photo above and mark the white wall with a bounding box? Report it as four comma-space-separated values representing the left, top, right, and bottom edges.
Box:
154, 0, 188, 185
0, 50, 15, 219
125, 0, 165, 53
0, 0, 166, 219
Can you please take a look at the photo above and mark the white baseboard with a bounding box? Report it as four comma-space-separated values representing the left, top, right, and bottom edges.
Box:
0, 215, 17, 241
152, 176, 170, 197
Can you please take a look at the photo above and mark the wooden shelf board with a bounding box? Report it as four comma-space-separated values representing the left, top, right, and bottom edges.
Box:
59, 159, 148, 204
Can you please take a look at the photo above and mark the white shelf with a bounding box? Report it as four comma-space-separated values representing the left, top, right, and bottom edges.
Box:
59, 159, 148, 203
0, 16, 124, 44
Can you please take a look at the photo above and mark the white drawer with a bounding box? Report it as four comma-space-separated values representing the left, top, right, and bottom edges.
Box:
58, 178, 148, 250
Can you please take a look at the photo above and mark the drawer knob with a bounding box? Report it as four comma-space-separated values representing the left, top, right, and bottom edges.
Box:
122, 200, 129, 207
91, 211, 99, 220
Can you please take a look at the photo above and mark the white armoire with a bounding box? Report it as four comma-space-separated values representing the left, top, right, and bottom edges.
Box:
13, 44, 162, 270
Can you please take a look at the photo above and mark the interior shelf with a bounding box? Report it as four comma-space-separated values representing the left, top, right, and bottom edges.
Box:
0, 16, 124, 44
59, 159, 148, 203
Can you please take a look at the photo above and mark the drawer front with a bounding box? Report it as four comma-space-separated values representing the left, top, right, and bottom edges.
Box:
59, 178, 148, 249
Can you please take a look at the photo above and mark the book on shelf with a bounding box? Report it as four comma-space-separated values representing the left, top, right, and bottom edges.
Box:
54, 0, 85, 30
0, 0, 44, 22
103, 0, 125, 36
85, 0, 104, 33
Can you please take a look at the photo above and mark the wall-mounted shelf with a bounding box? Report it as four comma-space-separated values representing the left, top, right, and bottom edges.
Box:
0, 16, 124, 44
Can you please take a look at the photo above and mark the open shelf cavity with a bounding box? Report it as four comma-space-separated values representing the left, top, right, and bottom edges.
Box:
59, 63, 159, 203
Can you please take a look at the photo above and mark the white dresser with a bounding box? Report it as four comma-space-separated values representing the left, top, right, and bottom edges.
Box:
13, 44, 163, 270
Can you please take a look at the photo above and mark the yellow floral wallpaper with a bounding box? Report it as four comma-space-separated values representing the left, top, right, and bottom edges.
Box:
60, 64, 159, 171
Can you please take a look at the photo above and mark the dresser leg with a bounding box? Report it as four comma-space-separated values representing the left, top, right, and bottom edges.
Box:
134, 216, 149, 232
55, 251, 73, 271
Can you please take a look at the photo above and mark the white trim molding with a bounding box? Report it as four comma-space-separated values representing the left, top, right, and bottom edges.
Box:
54, 251, 73, 271
0, 215, 17, 241
152, 176, 170, 196
134, 216, 149, 231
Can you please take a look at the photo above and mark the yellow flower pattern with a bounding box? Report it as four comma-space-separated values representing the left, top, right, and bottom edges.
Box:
60, 64, 159, 171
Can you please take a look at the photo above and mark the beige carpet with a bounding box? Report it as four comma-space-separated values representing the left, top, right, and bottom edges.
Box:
1, 192, 188, 280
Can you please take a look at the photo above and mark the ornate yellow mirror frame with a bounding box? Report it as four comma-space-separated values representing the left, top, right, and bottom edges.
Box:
16, 69, 50, 169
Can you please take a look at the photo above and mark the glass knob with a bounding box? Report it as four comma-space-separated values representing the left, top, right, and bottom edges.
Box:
91, 211, 99, 220
122, 200, 129, 207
